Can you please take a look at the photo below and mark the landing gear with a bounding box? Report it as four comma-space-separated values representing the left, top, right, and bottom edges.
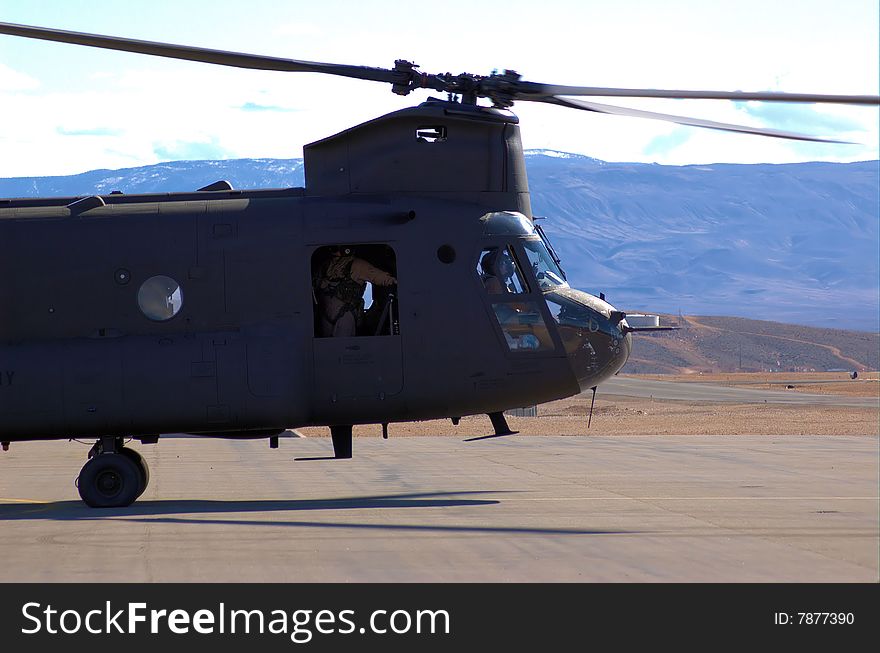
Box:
330, 424, 353, 459
488, 411, 517, 436
463, 412, 520, 442
77, 436, 149, 507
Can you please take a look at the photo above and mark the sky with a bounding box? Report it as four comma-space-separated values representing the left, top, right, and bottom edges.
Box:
0, 0, 878, 177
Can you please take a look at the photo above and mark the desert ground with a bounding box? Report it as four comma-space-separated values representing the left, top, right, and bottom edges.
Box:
294, 372, 879, 439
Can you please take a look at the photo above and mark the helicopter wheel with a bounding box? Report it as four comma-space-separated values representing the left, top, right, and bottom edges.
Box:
77, 453, 142, 508
119, 447, 150, 499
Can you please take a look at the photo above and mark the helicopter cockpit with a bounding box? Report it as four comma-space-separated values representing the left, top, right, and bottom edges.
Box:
479, 211, 631, 388
480, 212, 567, 285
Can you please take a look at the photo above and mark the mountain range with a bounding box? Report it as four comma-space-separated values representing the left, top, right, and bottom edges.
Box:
2, 153, 877, 331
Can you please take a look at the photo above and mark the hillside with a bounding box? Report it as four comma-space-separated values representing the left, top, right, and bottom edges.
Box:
622, 314, 879, 374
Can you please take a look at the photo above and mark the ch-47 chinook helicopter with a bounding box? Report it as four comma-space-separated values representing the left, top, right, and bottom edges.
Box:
1, 22, 878, 508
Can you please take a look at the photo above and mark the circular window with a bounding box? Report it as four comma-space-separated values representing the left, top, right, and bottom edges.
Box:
137, 275, 183, 321
437, 244, 456, 264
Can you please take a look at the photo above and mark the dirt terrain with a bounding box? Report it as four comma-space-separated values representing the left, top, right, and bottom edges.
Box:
622, 315, 879, 374
295, 372, 879, 440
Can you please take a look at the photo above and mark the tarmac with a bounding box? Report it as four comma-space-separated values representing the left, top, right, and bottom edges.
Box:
0, 432, 876, 582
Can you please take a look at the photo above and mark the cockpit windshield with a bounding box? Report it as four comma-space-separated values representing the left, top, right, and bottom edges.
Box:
480, 211, 569, 292
522, 237, 569, 292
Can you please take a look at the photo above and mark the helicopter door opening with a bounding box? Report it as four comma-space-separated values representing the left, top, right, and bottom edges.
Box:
310, 244, 403, 409
477, 246, 555, 352
311, 244, 399, 338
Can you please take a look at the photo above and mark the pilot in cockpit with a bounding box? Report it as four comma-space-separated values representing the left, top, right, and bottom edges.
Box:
480, 249, 517, 294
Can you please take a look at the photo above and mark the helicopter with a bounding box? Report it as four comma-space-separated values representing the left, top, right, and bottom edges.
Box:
0, 21, 877, 508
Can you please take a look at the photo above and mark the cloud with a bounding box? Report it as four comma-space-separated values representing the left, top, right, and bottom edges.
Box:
153, 138, 233, 161
56, 127, 124, 137
734, 101, 865, 134
238, 102, 299, 113
643, 127, 693, 157
0, 63, 40, 91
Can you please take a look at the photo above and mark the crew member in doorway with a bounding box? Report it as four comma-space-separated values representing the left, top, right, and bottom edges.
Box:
315, 245, 397, 337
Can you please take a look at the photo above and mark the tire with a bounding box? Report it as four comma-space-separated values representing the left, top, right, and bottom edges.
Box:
119, 447, 150, 498
77, 453, 141, 508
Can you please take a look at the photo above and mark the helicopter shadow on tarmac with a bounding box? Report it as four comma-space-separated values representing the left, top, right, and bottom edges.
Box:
0, 491, 631, 535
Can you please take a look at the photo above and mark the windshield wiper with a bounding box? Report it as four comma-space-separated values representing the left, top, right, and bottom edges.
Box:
533, 219, 567, 281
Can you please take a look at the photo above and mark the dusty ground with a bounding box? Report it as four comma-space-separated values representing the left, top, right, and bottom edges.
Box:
295, 372, 879, 439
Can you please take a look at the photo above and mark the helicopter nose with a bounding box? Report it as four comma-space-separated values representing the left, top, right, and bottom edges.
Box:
545, 289, 632, 392
569, 310, 631, 392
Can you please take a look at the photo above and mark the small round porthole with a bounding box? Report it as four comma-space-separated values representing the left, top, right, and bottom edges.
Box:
437, 244, 456, 264
137, 275, 183, 321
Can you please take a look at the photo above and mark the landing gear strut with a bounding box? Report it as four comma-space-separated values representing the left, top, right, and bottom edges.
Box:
77, 436, 149, 507
488, 411, 517, 436
330, 425, 353, 459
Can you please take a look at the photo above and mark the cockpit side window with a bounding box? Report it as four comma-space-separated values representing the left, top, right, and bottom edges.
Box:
490, 301, 555, 352
477, 246, 529, 295
476, 245, 556, 352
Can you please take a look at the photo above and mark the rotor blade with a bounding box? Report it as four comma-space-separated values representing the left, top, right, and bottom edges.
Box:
539, 96, 852, 143
0, 21, 401, 84
515, 82, 880, 106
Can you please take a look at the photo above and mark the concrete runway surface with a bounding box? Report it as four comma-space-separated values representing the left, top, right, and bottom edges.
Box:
599, 377, 879, 407
0, 434, 876, 582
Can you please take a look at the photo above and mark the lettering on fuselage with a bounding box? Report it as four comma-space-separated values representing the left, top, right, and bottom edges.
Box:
0, 371, 15, 386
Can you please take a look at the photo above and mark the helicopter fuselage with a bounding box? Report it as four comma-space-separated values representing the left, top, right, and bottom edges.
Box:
0, 100, 630, 444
